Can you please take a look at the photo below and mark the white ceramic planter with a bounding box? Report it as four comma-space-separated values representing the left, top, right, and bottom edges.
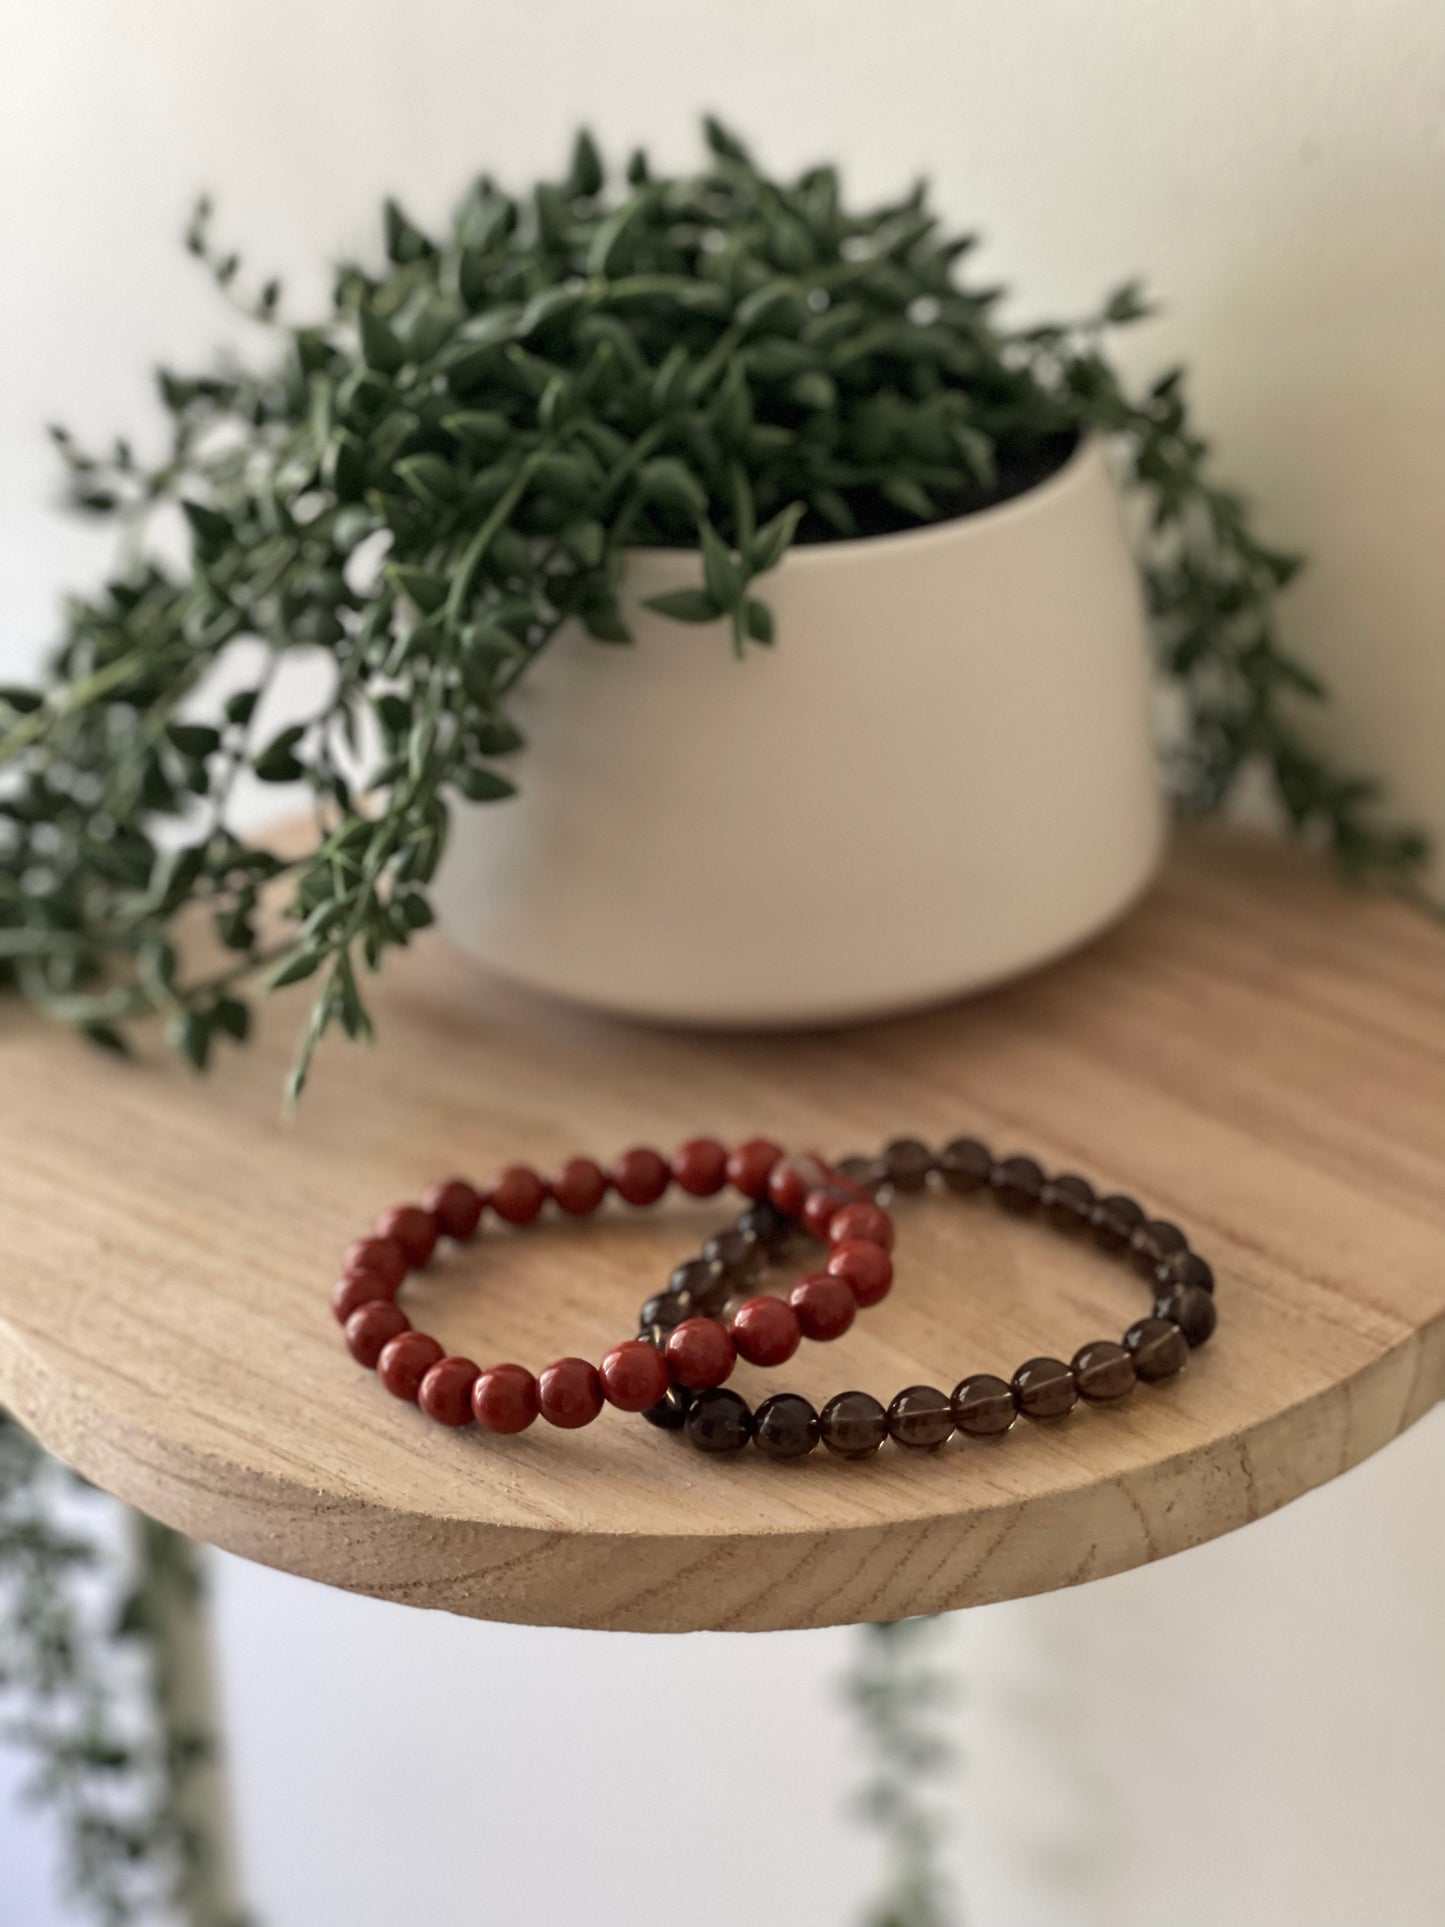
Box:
433, 437, 1165, 1026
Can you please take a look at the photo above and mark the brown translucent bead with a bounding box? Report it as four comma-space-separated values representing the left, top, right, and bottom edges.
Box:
1043, 1173, 1096, 1232
819, 1391, 888, 1460
876, 1137, 935, 1193
754, 1393, 821, 1461
834, 1154, 879, 1190
1125, 1315, 1189, 1381
1091, 1193, 1145, 1255
1071, 1339, 1136, 1403
639, 1289, 693, 1333
641, 1384, 692, 1431
990, 1155, 1045, 1214
1130, 1218, 1189, 1278
702, 1226, 766, 1290
736, 1197, 797, 1253
939, 1137, 992, 1194
886, 1385, 955, 1450
951, 1372, 1016, 1436
1160, 1249, 1215, 1295
684, 1387, 754, 1453
1155, 1282, 1217, 1348
1012, 1355, 1078, 1419
670, 1256, 730, 1318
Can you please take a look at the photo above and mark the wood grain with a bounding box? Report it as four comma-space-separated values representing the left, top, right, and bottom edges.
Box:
1, 828, 1443, 1633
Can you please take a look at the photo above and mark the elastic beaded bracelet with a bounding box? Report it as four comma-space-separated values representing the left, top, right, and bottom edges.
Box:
626, 1147, 896, 1431
332, 1137, 890, 1436
661, 1134, 1217, 1461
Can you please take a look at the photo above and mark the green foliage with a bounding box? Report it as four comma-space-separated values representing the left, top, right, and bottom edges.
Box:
0, 121, 1428, 1094
846, 1617, 959, 1927
0, 1414, 244, 1926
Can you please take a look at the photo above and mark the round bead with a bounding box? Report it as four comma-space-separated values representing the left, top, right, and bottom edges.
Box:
768, 1153, 833, 1219
827, 1201, 894, 1252
669, 1256, 730, 1319
418, 1355, 480, 1426
736, 1197, 797, 1253
753, 1393, 821, 1461
802, 1182, 863, 1241
1124, 1315, 1189, 1381
702, 1227, 766, 1291
374, 1204, 438, 1268
612, 1146, 671, 1207
551, 1157, 608, 1216
671, 1137, 729, 1197
344, 1300, 409, 1368
377, 1331, 444, 1401
819, 1391, 888, 1460
639, 1290, 693, 1333
537, 1356, 605, 1428
641, 1385, 693, 1431
343, 1235, 408, 1291
331, 1269, 394, 1324
421, 1179, 484, 1241
731, 1295, 802, 1368
877, 1136, 935, 1193
1159, 1249, 1215, 1295
1071, 1339, 1136, 1403
1131, 1218, 1188, 1278
951, 1372, 1016, 1436
826, 1239, 893, 1308
1154, 1281, 1217, 1348
665, 1317, 737, 1391
684, 1387, 754, 1453
833, 1154, 878, 1188
472, 1363, 540, 1434
990, 1156, 1045, 1214
1042, 1173, 1096, 1232
887, 1385, 955, 1451
726, 1138, 785, 1200
599, 1340, 671, 1413
789, 1273, 856, 1342
1091, 1193, 1145, 1255
488, 1165, 548, 1226
1012, 1355, 1078, 1419
939, 1136, 992, 1194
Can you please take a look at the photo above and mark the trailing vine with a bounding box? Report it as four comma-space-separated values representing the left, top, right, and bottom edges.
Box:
0, 119, 1427, 1098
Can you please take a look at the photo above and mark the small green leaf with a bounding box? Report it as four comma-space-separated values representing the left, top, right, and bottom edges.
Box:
699, 523, 743, 607
395, 454, 461, 506
749, 501, 805, 574
359, 309, 406, 374
643, 587, 722, 624
745, 598, 775, 644
267, 950, 322, 990
639, 459, 708, 517
457, 765, 517, 802
385, 564, 449, 613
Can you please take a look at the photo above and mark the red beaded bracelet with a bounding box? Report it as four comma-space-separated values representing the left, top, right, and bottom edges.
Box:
331, 1137, 893, 1437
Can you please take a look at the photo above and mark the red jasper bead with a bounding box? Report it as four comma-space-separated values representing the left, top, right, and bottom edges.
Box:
731, 1295, 802, 1369
331, 1269, 395, 1325
551, 1156, 608, 1217
726, 1137, 785, 1200
599, 1340, 671, 1413
827, 1238, 894, 1308
802, 1181, 865, 1241
343, 1235, 408, 1291
671, 1137, 729, 1198
345, 1300, 409, 1367
789, 1273, 857, 1342
828, 1200, 895, 1252
418, 1355, 480, 1427
612, 1146, 671, 1207
374, 1204, 438, 1268
377, 1330, 444, 1401
537, 1356, 605, 1428
666, 1317, 737, 1390
488, 1165, 548, 1226
472, 1363, 539, 1434
768, 1154, 833, 1219
422, 1178, 484, 1242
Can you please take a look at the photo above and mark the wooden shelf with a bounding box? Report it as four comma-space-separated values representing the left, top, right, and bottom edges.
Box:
2, 829, 1442, 1633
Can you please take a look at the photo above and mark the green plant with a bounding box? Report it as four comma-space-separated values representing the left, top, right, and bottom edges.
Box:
0, 119, 1429, 1095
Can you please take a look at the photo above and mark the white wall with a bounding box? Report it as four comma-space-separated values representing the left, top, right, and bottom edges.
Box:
3, 5, 1443, 1923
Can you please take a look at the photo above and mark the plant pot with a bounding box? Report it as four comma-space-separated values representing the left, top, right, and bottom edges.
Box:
432, 437, 1165, 1027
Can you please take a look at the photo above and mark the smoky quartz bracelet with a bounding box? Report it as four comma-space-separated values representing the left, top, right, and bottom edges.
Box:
649, 1135, 1217, 1461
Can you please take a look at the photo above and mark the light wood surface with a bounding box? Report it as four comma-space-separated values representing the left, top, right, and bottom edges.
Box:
1, 829, 1443, 1633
